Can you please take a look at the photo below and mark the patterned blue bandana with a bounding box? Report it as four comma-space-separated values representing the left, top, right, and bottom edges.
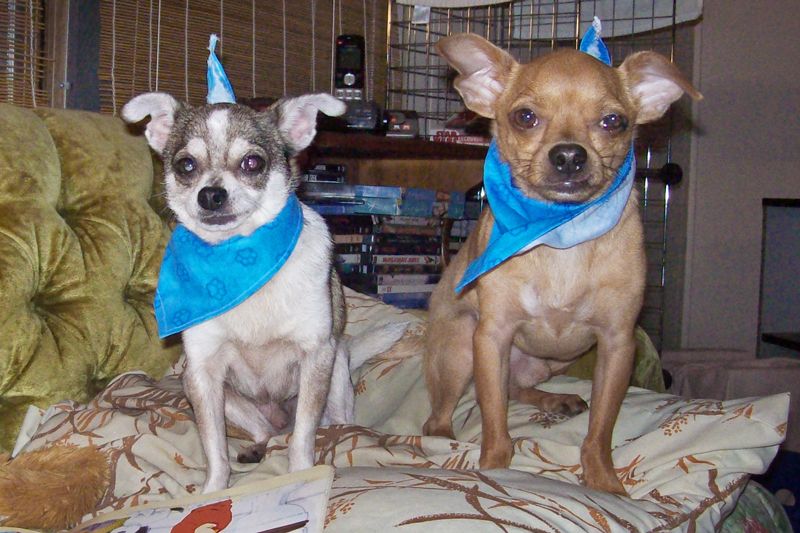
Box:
456, 142, 635, 293
455, 16, 632, 293
155, 195, 304, 337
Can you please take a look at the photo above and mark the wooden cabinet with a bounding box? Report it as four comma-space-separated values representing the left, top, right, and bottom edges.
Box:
304, 131, 487, 192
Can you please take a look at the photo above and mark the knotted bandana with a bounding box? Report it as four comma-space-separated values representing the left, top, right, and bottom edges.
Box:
456, 142, 634, 292
455, 18, 636, 293
155, 195, 304, 337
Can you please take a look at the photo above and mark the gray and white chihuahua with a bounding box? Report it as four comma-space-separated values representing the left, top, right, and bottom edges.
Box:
122, 93, 364, 493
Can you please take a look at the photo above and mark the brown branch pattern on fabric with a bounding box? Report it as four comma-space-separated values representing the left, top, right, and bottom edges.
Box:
15, 324, 786, 532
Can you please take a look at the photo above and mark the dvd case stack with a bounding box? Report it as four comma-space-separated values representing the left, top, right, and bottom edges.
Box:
299, 181, 478, 309
324, 213, 444, 309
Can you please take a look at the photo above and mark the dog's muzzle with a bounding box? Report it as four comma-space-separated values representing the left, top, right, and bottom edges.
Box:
198, 186, 228, 211
548, 143, 587, 176
545, 143, 591, 194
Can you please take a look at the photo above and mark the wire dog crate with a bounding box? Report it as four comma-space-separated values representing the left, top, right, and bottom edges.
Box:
386, 0, 699, 350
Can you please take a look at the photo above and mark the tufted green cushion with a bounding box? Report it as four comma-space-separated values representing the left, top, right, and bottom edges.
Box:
0, 104, 181, 451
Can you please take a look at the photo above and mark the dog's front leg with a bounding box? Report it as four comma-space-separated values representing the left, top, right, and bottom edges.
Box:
474, 317, 515, 469
580, 328, 635, 495
182, 333, 230, 494
423, 312, 478, 439
290, 340, 335, 472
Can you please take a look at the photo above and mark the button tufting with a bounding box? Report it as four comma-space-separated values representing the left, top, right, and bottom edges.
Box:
0, 103, 182, 452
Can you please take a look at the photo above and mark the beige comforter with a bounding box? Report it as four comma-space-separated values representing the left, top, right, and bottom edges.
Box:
16, 291, 789, 532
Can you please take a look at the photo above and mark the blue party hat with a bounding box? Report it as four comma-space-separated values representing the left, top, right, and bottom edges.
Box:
579, 17, 611, 66
207, 34, 236, 104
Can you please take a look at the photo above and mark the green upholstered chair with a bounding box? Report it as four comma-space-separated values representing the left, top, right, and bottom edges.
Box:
0, 103, 181, 451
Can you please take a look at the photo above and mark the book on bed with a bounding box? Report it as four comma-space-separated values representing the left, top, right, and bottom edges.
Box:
67, 465, 333, 533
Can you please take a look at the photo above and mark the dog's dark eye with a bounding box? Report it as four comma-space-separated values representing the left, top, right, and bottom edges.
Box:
174, 157, 196, 176
240, 154, 265, 174
600, 114, 628, 132
511, 108, 539, 129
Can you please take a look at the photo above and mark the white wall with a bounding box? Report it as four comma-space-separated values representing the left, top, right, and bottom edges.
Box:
682, 0, 800, 352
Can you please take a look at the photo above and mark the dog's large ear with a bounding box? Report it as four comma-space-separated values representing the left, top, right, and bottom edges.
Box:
121, 93, 181, 154
436, 33, 517, 119
620, 51, 702, 124
275, 93, 346, 153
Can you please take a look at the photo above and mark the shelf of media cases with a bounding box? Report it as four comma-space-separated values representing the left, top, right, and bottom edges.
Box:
308, 131, 489, 160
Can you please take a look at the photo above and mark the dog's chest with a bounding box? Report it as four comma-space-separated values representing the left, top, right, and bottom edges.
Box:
211, 216, 334, 400
512, 249, 599, 358
221, 297, 326, 402
516, 286, 596, 355
226, 339, 303, 401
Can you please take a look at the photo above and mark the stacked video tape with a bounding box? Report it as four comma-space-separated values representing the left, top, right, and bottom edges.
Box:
324, 214, 444, 309
299, 179, 480, 309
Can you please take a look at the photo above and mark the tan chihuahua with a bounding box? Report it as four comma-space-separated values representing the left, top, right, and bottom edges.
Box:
423, 32, 701, 494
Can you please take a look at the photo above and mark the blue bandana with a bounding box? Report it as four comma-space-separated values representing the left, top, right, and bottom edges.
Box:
456, 143, 634, 292
155, 195, 304, 337
454, 16, 632, 293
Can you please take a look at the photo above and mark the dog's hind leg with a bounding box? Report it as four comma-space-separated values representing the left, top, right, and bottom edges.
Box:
321, 342, 355, 425
422, 312, 476, 440
223, 388, 281, 464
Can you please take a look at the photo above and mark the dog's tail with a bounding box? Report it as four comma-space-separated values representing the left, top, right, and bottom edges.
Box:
346, 322, 410, 372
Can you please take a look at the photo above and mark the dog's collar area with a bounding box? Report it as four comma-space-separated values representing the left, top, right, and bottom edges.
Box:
455, 141, 635, 293
154, 194, 304, 337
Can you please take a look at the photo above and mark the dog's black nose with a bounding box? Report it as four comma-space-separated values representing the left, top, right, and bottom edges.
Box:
548, 144, 588, 175
198, 186, 228, 211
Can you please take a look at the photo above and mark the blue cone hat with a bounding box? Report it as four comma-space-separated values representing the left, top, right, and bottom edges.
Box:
579, 17, 612, 66
207, 34, 236, 104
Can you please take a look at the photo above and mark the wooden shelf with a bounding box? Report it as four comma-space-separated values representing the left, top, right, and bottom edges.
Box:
309, 131, 488, 160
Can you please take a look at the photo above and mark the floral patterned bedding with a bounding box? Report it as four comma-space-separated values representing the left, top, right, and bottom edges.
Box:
15, 291, 791, 532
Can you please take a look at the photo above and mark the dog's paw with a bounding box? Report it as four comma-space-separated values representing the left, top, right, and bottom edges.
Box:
288, 451, 315, 472
584, 474, 627, 495
581, 464, 627, 495
479, 436, 513, 470
201, 474, 230, 495
580, 446, 627, 495
237, 443, 267, 464
422, 417, 456, 439
541, 393, 588, 416
512, 387, 588, 416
